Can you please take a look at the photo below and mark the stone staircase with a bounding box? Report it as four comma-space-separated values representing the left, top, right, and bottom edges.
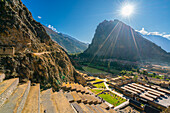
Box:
0, 77, 117, 113
0, 81, 30, 113
0, 78, 19, 108
41, 88, 56, 113
61, 83, 117, 113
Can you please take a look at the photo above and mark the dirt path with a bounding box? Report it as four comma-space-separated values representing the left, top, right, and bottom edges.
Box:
33, 52, 50, 56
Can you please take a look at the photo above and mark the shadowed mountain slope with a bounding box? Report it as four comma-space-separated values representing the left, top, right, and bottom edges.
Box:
140, 34, 170, 53
83, 20, 170, 63
43, 26, 88, 54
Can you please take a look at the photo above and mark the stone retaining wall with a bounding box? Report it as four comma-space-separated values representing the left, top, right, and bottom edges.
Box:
0, 73, 5, 82
16, 81, 31, 113
38, 84, 40, 113
0, 47, 15, 55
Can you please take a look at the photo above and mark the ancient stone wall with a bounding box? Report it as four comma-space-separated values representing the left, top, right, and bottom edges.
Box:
16, 81, 31, 113
0, 47, 15, 55
0, 73, 5, 82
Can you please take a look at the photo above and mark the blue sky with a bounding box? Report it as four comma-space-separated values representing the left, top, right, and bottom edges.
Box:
22, 0, 170, 43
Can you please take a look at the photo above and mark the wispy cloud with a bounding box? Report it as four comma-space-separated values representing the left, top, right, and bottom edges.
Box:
163, 34, 170, 39
136, 28, 170, 40
38, 16, 42, 19
137, 28, 148, 35
48, 25, 58, 33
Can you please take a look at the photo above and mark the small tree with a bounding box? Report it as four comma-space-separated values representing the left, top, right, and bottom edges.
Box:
143, 70, 148, 75
137, 68, 140, 73
108, 61, 110, 72
62, 75, 65, 80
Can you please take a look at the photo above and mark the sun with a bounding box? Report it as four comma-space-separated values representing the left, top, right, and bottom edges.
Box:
121, 5, 134, 17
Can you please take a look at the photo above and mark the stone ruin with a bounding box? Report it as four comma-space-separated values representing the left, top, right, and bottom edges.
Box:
0, 45, 15, 55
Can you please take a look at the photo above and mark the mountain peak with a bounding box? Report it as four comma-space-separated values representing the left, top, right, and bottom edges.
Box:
83, 19, 170, 63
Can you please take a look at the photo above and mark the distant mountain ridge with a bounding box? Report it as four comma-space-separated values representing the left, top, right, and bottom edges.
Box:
43, 26, 88, 54
83, 19, 170, 63
139, 33, 170, 53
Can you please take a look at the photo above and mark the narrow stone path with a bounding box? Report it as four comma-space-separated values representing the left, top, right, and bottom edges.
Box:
104, 82, 125, 98
33, 52, 50, 56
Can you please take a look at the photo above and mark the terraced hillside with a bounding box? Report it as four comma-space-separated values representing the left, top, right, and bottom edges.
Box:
0, 75, 117, 113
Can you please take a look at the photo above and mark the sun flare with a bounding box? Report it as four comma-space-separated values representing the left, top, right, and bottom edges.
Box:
121, 5, 134, 17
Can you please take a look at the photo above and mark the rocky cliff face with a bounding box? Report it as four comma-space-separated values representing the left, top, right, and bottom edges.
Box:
83, 20, 170, 62
0, 0, 85, 89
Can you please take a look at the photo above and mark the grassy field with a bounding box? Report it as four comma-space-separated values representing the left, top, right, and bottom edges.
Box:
109, 69, 120, 75
82, 66, 108, 74
93, 83, 106, 88
90, 79, 103, 84
98, 92, 126, 106
94, 79, 103, 82
89, 89, 103, 94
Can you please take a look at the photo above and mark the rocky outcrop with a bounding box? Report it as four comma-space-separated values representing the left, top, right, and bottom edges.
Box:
83, 19, 170, 63
0, 0, 86, 89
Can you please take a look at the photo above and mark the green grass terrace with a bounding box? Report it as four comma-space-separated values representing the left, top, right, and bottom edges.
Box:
89, 79, 104, 84
93, 83, 106, 89
89, 89, 103, 94
98, 92, 126, 107
82, 66, 108, 74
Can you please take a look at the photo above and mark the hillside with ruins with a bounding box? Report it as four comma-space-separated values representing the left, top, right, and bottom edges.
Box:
0, 0, 85, 89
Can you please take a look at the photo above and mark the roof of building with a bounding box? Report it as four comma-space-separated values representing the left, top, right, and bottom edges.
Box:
144, 105, 160, 113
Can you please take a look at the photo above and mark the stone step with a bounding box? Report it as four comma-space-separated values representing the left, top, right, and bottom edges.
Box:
22, 84, 40, 113
0, 81, 30, 113
71, 91, 82, 103
41, 88, 57, 113
94, 105, 109, 113
0, 78, 19, 107
64, 92, 74, 103
78, 103, 92, 113
71, 102, 85, 113
77, 93, 88, 104
108, 109, 117, 113
83, 94, 98, 104
86, 104, 99, 113
52, 91, 75, 113
91, 104, 105, 113
99, 103, 110, 110
0, 73, 5, 83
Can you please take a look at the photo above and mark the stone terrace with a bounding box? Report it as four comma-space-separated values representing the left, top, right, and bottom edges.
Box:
0, 75, 118, 113
61, 82, 117, 113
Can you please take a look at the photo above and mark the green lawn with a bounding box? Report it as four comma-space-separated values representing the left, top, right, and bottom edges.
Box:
93, 83, 106, 88
90, 79, 103, 83
89, 89, 103, 94
95, 79, 103, 82
82, 66, 108, 74
84, 64, 120, 75
98, 92, 126, 106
